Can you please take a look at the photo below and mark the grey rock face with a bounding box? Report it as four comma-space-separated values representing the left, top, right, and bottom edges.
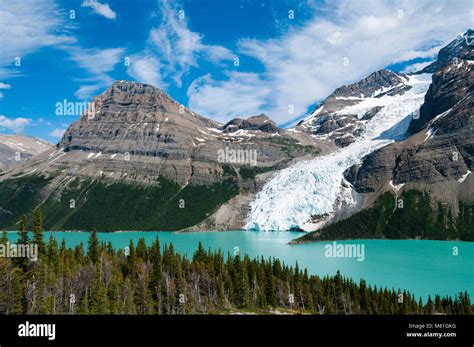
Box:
346, 54, 473, 202
7, 81, 319, 188
223, 114, 280, 134
294, 69, 411, 147
420, 29, 473, 73
410, 55, 473, 133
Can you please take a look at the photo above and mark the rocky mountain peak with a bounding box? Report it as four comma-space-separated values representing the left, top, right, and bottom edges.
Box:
331, 69, 408, 99
409, 50, 474, 134
294, 68, 416, 147
420, 28, 473, 73
90, 80, 190, 119
223, 113, 280, 133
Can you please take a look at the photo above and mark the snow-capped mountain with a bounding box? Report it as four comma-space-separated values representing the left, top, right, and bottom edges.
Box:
292, 69, 413, 147
247, 29, 473, 234
419, 29, 473, 73
245, 74, 432, 231
0, 134, 52, 171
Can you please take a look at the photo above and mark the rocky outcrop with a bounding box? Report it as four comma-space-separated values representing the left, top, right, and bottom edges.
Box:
410, 54, 473, 133
223, 114, 280, 134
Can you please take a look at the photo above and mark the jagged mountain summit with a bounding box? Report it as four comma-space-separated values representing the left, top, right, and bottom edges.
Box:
292, 69, 414, 147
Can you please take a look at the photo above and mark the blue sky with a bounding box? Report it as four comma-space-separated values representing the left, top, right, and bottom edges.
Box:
0, 0, 472, 143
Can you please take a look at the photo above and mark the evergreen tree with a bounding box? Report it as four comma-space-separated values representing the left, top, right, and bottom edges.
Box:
1, 228, 8, 244
17, 215, 29, 245
16, 215, 30, 270
32, 208, 46, 256
87, 229, 99, 263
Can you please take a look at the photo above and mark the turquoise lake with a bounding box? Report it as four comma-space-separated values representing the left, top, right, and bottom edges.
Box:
7, 230, 473, 301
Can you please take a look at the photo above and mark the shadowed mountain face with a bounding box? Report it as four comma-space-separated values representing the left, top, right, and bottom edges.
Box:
347, 33, 473, 197
420, 29, 474, 73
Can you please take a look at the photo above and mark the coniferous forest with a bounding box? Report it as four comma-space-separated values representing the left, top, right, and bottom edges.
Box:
0, 211, 472, 315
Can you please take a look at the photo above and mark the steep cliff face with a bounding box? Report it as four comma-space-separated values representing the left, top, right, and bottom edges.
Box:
410, 45, 474, 134
347, 48, 473, 200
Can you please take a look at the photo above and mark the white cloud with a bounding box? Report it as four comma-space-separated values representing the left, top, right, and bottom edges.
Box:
81, 0, 117, 20
69, 47, 124, 75
128, 0, 233, 88
67, 47, 125, 99
0, 115, 32, 133
187, 0, 473, 124
188, 73, 272, 123
127, 55, 165, 88
0, 0, 74, 77
48, 128, 66, 138
401, 61, 433, 74
0, 82, 9, 99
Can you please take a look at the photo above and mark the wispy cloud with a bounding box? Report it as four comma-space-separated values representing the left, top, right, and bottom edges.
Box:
127, 55, 164, 88
401, 61, 432, 74
67, 47, 125, 99
0, 0, 122, 100
48, 128, 66, 138
81, 0, 117, 20
188, 72, 272, 121
0, 115, 32, 133
187, 0, 473, 124
0, 0, 74, 78
0, 83, 11, 100
128, 0, 233, 88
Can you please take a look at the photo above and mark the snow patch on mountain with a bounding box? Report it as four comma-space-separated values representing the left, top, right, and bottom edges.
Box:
245, 74, 432, 232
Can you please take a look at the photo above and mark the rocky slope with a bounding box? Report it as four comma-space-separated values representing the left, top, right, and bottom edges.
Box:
298, 29, 473, 242
0, 81, 321, 231
1, 30, 472, 236
246, 72, 432, 231
293, 69, 413, 147
0, 134, 52, 172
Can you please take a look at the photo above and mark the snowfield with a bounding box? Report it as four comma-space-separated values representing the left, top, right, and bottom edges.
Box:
245, 74, 432, 232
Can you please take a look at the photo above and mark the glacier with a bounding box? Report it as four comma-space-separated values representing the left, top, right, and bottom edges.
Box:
245, 74, 432, 232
